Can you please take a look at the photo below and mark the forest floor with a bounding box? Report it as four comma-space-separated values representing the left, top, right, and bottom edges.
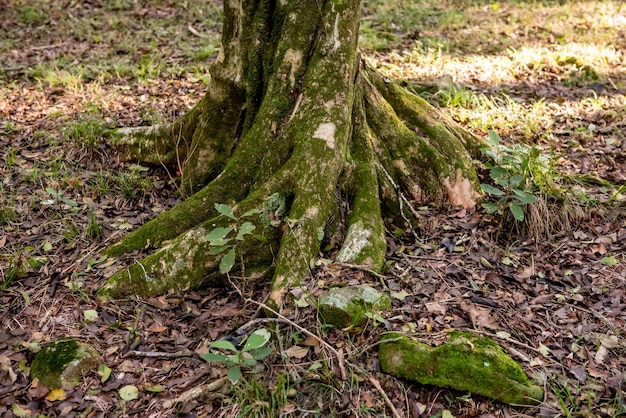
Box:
1, 1, 625, 417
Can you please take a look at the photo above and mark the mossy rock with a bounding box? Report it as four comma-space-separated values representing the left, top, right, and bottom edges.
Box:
378, 332, 543, 406
31, 339, 100, 389
318, 285, 391, 329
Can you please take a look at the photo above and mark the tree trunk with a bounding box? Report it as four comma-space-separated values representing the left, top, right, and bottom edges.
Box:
99, 0, 483, 310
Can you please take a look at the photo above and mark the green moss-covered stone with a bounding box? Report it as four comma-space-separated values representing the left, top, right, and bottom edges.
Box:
378, 332, 543, 406
318, 285, 391, 328
31, 339, 100, 389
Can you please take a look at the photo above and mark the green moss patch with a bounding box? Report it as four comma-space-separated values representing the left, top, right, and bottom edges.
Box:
378, 332, 543, 406
31, 339, 100, 389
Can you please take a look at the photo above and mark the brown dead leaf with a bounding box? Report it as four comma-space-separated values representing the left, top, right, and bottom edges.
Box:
301, 335, 320, 346
146, 325, 168, 333
516, 266, 534, 280
283, 345, 309, 359
362, 391, 375, 408
425, 302, 447, 315
594, 345, 608, 365
599, 335, 619, 349
460, 301, 499, 330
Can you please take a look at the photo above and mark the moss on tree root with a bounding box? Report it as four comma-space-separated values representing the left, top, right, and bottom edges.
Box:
100, 0, 483, 308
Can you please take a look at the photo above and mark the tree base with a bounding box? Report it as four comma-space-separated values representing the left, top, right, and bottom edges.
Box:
99, 0, 484, 310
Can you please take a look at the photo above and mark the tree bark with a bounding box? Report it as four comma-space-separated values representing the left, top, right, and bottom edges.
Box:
100, 0, 482, 310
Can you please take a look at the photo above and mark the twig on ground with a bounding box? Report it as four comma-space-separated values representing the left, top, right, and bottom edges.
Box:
124, 350, 194, 358
30, 43, 69, 50
467, 328, 547, 357
163, 376, 229, 409
187, 25, 208, 38
335, 262, 389, 287
368, 376, 402, 418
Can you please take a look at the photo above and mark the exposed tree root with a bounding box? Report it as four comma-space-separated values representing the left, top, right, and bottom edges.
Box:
99, 0, 483, 310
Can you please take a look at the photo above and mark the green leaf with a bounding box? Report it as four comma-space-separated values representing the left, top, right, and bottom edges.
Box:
200, 352, 232, 364
207, 237, 232, 247
489, 166, 506, 180
511, 189, 537, 204
482, 202, 500, 214
481, 184, 505, 196
42, 241, 53, 252
487, 130, 500, 146
209, 340, 238, 352
98, 364, 112, 383
538, 343, 551, 357
250, 346, 273, 361
60, 197, 78, 207
145, 385, 164, 393
236, 222, 256, 240
205, 227, 234, 243
119, 385, 139, 401
215, 203, 236, 219
11, 403, 31, 418
208, 245, 231, 255
243, 328, 271, 352
600, 256, 617, 266
241, 352, 257, 367
294, 295, 309, 308
18, 289, 30, 305
45, 187, 62, 197
508, 202, 525, 221
220, 248, 236, 274
242, 208, 261, 217
509, 175, 523, 187
83, 309, 98, 322
442, 410, 455, 418
501, 256, 513, 266
227, 366, 242, 383
391, 290, 410, 301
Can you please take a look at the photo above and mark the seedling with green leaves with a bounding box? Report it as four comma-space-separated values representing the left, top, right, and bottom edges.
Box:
200, 328, 273, 384
480, 130, 548, 222
204, 203, 263, 274
42, 188, 78, 207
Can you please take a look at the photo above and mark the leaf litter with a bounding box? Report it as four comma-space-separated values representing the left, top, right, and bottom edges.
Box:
1, 0, 625, 417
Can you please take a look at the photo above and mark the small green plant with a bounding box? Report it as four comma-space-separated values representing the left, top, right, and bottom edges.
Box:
89, 170, 110, 198
480, 130, 543, 222
4, 146, 16, 168
61, 218, 81, 244
65, 276, 88, 299
200, 328, 273, 384
0, 192, 16, 226
86, 210, 103, 240
41, 188, 78, 207
1, 255, 25, 292
204, 203, 262, 274
115, 172, 151, 200
65, 119, 109, 150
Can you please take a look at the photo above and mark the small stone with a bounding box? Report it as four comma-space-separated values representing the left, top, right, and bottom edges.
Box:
318, 285, 391, 329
